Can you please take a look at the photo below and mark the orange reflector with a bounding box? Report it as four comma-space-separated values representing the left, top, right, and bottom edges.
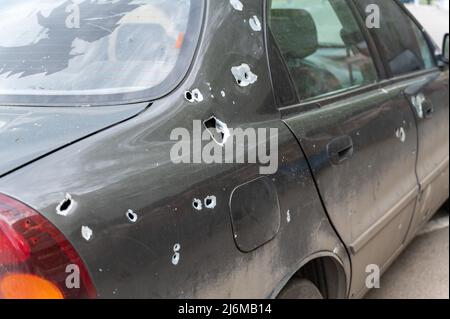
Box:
0, 274, 63, 299
176, 32, 185, 49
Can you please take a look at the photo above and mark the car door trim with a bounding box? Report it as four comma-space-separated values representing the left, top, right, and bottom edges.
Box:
420, 156, 450, 190
349, 186, 419, 254
379, 68, 441, 88
281, 67, 441, 116
279, 82, 381, 116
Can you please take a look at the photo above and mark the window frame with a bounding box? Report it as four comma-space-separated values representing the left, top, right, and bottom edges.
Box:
265, 0, 385, 111
352, 0, 439, 80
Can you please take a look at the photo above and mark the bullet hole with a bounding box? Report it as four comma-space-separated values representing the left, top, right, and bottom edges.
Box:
203, 116, 231, 146
172, 253, 180, 266
172, 243, 181, 266
231, 63, 258, 87
193, 198, 203, 211
221, 90, 226, 97
249, 15, 262, 31
126, 209, 138, 223
396, 127, 406, 143
230, 0, 243, 11
204, 196, 217, 209
81, 226, 93, 241
56, 193, 74, 216
185, 89, 203, 103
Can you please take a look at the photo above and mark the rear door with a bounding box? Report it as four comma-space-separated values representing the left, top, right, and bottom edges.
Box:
354, 0, 449, 240
267, 0, 419, 298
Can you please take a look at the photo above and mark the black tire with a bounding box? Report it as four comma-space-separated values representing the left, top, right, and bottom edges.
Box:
277, 278, 324, 299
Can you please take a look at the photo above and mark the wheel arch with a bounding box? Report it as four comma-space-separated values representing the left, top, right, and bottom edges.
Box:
270, 251, 349, 299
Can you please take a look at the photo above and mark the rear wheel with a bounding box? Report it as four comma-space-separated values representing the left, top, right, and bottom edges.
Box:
277, 278, 324, 299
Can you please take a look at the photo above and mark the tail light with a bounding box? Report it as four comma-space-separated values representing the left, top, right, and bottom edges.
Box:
0, 193, 96, 299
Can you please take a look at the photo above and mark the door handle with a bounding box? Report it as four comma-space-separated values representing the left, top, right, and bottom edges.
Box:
409, 93, 434, 119
327, 135, 354, 166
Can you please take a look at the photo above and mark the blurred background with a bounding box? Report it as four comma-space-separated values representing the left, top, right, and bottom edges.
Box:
403, 0, 449, 48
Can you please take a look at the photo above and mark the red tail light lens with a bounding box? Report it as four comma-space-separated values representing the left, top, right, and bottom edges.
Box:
0, 193, 96, 299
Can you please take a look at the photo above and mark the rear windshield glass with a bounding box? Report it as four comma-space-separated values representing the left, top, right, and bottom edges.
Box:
0, 0, 202, 105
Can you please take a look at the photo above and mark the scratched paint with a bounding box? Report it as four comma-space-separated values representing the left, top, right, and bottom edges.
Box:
81, 226, 93, 241
249, 16, 262, 31
230, 0, 243, 11
185, 89, 204, 103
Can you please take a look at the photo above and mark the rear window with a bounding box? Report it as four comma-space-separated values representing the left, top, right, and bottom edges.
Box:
0, 0, 203, 106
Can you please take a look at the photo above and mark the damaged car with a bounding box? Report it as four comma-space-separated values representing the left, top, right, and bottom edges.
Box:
0, 0, 448, 299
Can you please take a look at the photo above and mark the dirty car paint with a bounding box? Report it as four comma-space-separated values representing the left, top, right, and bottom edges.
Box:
0, 1, 350, 298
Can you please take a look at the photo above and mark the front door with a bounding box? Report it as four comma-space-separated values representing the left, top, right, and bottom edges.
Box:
267, 0, 420, 297
354, 0, 450, 242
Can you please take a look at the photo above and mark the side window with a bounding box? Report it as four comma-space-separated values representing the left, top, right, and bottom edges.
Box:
268, 0, 378, 102
356, 0, 435, 77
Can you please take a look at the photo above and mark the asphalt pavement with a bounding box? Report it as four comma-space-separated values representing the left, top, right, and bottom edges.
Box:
366, 210, 449, 299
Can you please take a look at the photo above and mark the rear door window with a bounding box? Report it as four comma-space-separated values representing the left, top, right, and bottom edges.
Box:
269, 0, 378, 101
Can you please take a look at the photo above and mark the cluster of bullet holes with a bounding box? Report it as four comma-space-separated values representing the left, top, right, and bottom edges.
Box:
193, 195, 217, 211
184, 3, 259, 103
56, 192, 140, 242
71, 0, 260, 247
81, 225, 93, 242
249, 15, 262, 32
172, 243, 181, 266
55, 194, 93, 242
185, 89, 204, 103
230, 0, 243, 11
